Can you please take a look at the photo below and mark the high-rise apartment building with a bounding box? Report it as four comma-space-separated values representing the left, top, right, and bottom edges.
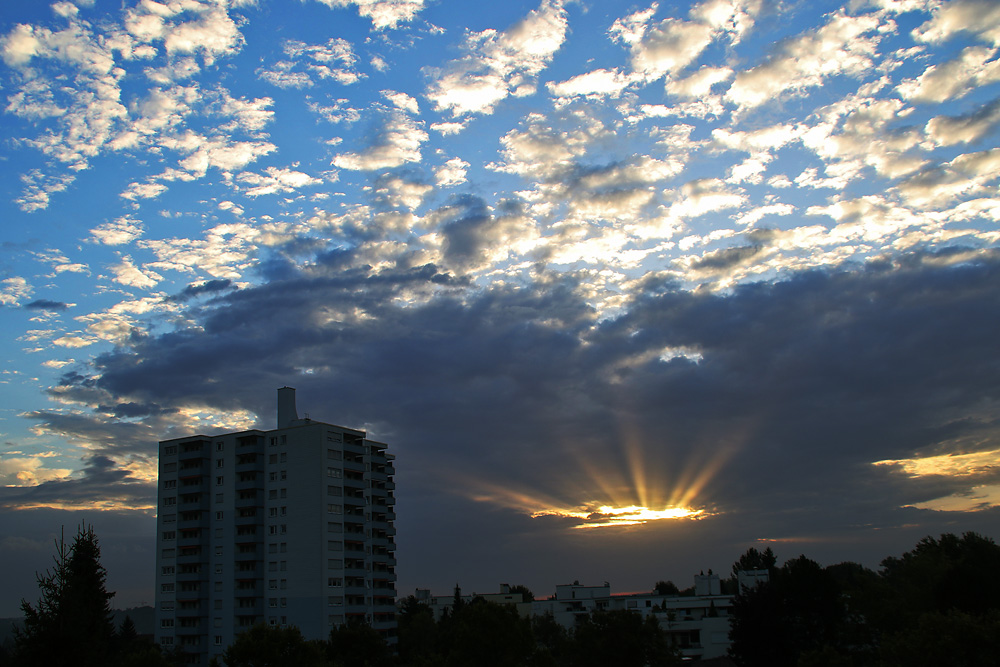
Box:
154, 387, 397, 665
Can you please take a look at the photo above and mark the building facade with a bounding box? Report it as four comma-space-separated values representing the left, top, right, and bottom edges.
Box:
154, 388, 396, 665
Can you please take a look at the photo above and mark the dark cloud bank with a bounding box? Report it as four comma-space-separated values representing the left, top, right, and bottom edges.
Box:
6, 248, 1000, 611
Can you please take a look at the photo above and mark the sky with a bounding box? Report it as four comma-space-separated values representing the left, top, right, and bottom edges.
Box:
1, 0, 1000, 616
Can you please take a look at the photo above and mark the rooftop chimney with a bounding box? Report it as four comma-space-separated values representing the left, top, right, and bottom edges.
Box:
277, 386, 298, 428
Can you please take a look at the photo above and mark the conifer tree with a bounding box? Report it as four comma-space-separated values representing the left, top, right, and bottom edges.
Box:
13, 524, 116, 667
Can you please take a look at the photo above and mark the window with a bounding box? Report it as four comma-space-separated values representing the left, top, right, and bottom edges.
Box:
162, 531, 176, 540
161, 619, 174, 628
327, 467, 342, 478
215, 636, 223, 646
280, 488, 287, 499
328, 596, 343, 607
269, 508, 278, 518
280, 561, 287, 571
162, 566, 175, 575
280, 579, 287, 589
327, 504, 343, 515
215, 546, 223, 556
280, 452, 287, 463
215, 564, 223, 574
270, 579, 278, 589
164, 480, 177, 489
269, 454, 278, 464
161, 601, 175, 611
327, 485, 342, 496
161, 583, 175, 592
327, 522, 342, 532
281, 506, 287, 517
269, 471, 277, 482
164, 445, 177, 456
280, 542, 287, 553
328, 559, 343, 569
328, 577, 342, 587
216, 493, 223, 503
162, 549, 175, 558
269, 598, 278, 608
163, 497, 176, 506
280, 470, 287, 480
217, 459, 224, 468
280, 598, 287, 608
328, 541, 343, 551
216, 511, 224, 520
327, 449, 342, 460
216, 476, 224, 486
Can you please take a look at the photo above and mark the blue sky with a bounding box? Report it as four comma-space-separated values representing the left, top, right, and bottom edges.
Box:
2, 0, 1000, 614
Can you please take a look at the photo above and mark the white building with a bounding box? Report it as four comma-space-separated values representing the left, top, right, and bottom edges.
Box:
410, 574, 737, 662
154, 387, 396, 665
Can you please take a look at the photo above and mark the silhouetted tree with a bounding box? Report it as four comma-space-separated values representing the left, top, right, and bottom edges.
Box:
731, 546, 776, 578
440, 599, 534, 667
877, 609, 1000, 667
328, 617, 392, 667
397, 595, 440, 666
572, 609, 678, 667
509, 584, 535, 602
220, 624, 326, 667
729, 555, 844, 667
653, 580, 679, 596
13, 524, 116, 667
529, 613, 569, 667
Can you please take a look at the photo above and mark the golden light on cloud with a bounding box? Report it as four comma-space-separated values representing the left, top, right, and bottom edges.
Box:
873, 448, 1000, 478
873, 448, 1000, 512
532, 503, 706, 529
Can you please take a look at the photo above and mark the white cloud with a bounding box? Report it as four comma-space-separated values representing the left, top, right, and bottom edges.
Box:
913, 0, 1000, 47
0, 277, 32, 306
121, 181, 168, 201
110, 255, 162, 289
666, 65, 733, 98
382, 90, 419, 114
425, 0, 568, 116
610, 0, 761, 81
16, 170, 75, 212
236, 166, 324, 197
258, 38, 363, 88
332, 109, 428, 170
726, 10, 882, 109
548, 68, 637, 100
124, 0, 246, 69
925, 99, 1000, 147
436, 157, 470, 187
90, 216, 145, 245
897, 46, 1000, 103
311, 0, 426, 30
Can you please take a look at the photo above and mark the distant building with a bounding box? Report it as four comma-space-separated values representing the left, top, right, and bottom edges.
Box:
154, 387, 396, 665
413, 584, 532, 620
409, 573, 740, 662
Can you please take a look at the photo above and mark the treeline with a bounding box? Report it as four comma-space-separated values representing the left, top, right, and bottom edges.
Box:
729, 532, 1000, 666
214, 597, 683, 667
